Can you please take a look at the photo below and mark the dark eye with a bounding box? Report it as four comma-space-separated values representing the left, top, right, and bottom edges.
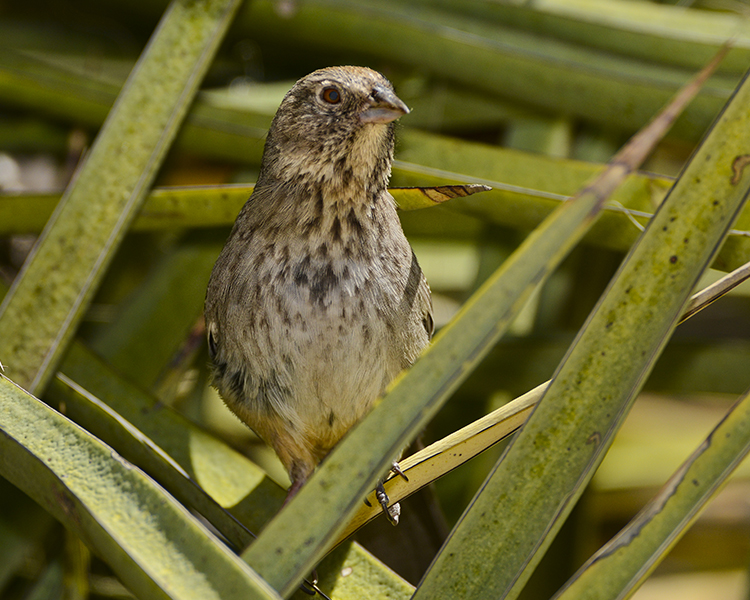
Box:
321, 87, 341, 104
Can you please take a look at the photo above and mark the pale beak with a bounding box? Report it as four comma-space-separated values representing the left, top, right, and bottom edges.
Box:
360, 87, 410, 124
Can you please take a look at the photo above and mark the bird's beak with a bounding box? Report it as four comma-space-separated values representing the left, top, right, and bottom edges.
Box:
360, 87, 410, 124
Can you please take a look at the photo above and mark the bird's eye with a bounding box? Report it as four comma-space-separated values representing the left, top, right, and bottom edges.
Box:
321, 87, 341, 104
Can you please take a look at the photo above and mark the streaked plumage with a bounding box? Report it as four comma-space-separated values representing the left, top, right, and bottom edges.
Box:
205, 66, 432, 498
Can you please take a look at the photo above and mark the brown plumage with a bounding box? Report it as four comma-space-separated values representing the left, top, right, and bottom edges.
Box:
204, 66, 432, 503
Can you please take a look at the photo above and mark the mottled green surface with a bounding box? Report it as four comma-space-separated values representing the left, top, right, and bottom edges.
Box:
413, 70, 750, 600
555, 386, 750, 599
0, 0, 243, 393
0, 374, 280, 600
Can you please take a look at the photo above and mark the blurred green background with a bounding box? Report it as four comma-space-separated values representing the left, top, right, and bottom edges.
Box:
2, 1, 750, 598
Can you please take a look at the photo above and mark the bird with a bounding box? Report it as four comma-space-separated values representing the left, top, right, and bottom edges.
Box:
204, 66, 433, 521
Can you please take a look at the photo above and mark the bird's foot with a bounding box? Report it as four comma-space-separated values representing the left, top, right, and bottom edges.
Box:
375, 481, 400, 526
391, 461, 409, 482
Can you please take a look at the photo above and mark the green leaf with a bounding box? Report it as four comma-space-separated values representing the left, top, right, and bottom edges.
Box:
554, 384, 750, 600
394, 130, 750, 273
0, 0, 243, 393
55, 342, 280, 543
53, 341, 415, 597
0, 184, 487, 235
338, 383, 545, 541
412, 68, 750, 600
237, 0, 737, 139
0, 47, 271, 163
0, 374, 280, 600
418, 0, 750, 75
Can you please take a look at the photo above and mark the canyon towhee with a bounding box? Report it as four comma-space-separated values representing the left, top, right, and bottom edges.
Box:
204, 66, 432, 519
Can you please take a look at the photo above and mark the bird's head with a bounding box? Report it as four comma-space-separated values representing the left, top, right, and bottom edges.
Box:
258, 66, 409, 195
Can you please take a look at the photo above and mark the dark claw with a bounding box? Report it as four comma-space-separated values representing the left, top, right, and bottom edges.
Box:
375, 481, 400, 526
391, 461, 409, 482
301, 569, 332, 600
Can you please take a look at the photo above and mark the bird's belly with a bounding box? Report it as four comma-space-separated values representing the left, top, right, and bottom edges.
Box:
240, 260, 404, 450
278, 290, 396, 434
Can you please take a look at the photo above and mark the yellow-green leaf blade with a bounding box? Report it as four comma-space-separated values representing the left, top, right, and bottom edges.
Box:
554, 385, 750, 600
338, 383, 546, 541
392, 184, 491, 210
0, 183, 487, 236
238, 0, 736, 139
422, 0, 750, 75
52, 340, 415, 598
413, 68, 750, 600
0, 0, 242, 393
0, 375, 280, 600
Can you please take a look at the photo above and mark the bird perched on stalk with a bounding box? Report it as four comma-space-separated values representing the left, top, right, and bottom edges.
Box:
204, 66, 432, 522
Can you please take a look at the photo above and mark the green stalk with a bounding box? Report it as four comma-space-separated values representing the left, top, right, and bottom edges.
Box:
413, 69, 750, 600
554, 385, 750, 600
0, 375, 280, 600
237, 0, 736, 140
413, 0, 750, 74
0, 0, 243, 393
